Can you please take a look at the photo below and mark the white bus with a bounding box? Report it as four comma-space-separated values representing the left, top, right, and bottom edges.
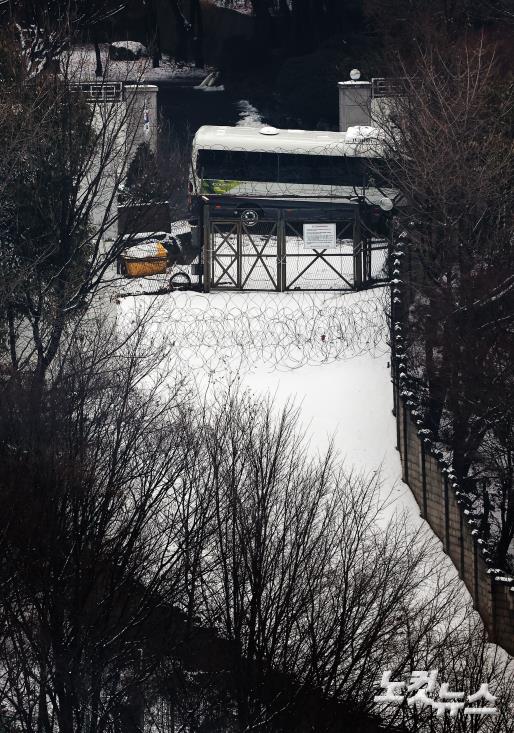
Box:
189, 124, 396, 210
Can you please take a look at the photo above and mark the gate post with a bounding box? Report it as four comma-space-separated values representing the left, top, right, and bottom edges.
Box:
363, 235, 372, 282
202, 203, 211, 293
353, 211, 363, 288
237, 222, 242, 290
278, 213, 286, 292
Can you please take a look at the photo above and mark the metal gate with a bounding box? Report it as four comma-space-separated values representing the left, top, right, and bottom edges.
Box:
210, 220, 279, 290
283, 218, 355, 291
204, 203, 389, 292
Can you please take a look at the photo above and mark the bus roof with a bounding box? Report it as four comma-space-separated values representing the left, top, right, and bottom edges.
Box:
192, 125, 383, 157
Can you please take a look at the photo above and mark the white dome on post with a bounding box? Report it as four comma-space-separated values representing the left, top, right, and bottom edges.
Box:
350, 68, 361, 81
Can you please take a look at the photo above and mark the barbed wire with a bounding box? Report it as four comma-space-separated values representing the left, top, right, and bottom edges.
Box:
116, 289, 389, 378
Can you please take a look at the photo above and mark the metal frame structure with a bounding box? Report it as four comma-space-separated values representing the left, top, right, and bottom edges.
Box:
201, 197, 389, 293
371, 77, 406, 99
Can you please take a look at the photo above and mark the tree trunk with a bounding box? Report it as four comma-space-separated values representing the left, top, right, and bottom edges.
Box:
167, 0, 191, 62
148, 0, 162, 68
37, 657, 52, 733
291, 0, 318, 53
7, 305, 18, 371
251, 0, 273, 50
94, 38, 103, 77
190, 0, 204, 68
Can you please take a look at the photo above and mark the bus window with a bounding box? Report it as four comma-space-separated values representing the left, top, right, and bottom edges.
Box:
197, 150, 279, 182
196, 149, 392, 189
277, 155, 367, 186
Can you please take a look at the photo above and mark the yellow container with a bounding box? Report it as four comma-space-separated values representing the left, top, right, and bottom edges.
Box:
121, 242, 168, 278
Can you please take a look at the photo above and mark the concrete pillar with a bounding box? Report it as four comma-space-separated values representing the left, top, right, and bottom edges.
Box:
338, 80, 371, 132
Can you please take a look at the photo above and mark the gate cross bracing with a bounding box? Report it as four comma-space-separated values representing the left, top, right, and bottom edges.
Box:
202, 202, 389, 292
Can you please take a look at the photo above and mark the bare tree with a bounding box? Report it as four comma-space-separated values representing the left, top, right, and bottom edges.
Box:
0, 1, 127, 77
0, 311, 191, 733
173, 390, 510, 731
362, 0, 512, 64
375, 38, 514, 569
0, 33, 165, 385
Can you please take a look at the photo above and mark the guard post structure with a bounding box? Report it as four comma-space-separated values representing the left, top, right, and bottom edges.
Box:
338, 71, 371, 132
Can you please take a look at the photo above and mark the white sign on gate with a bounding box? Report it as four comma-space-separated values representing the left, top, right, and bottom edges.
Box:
303, 223, 337, 250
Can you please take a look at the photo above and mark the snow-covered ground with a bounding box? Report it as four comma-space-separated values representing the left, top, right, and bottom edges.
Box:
116, 286, 514, 668
213, 0, 253, 13
116, 288, 419, 518
66, 45, 208, 84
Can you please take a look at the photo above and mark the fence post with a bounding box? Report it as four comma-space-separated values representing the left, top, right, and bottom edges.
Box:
443, 474, 450, 553
278, 212, 286, 292
402, 401, 409, 484
237, 222, 242, 290
202, 204, 211, 293
459, 509, 465, 579
489, 577, 497, 643
473, 537, 479, 612
364, 235, 372, 282
353, 212, 363, 288
395, 381, 401, 451
420, 440, 427, 519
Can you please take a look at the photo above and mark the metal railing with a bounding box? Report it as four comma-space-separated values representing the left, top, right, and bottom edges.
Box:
371, 78, 405, 99
70, 81, 123, 102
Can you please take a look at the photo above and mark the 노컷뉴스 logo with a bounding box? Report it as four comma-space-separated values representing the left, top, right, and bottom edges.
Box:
374, 670, 497, 717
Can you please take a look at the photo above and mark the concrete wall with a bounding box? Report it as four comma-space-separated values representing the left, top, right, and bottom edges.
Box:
124, 84, 158, 161
83, 84, 158, 240
370, 96, 393, 129
395, 395, 514, 655
391, 241, 514, 657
